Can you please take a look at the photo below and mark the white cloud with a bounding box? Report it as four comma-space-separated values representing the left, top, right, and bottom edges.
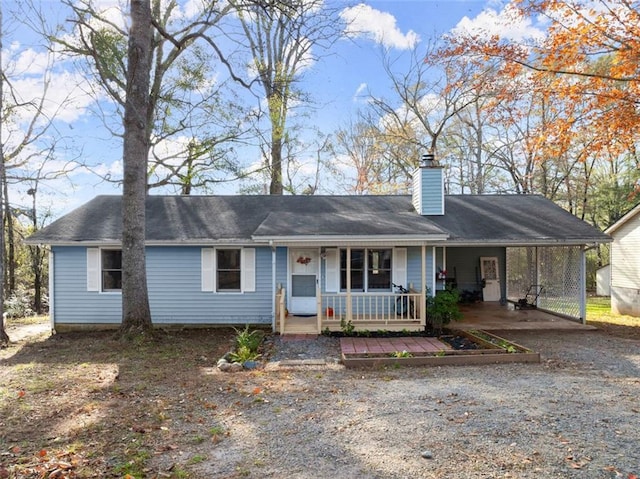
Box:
91, 159, 123, 179
353, 83, 368, 102
450, 3, 545, 43
340, 4, 420, 50
167, 0, 223, 22
6, 46, 50, 76
9, 70, 99, 125
89, 0, 128, 30
182, 0, 207, 19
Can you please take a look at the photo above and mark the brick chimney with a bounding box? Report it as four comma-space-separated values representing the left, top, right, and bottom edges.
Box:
412, 153, 444, 215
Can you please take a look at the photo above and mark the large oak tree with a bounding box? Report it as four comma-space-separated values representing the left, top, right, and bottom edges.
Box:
120, 0, 153, 335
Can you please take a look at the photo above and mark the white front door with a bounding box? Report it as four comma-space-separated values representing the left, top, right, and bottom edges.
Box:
290, 249, 319, 314
480, 256, 501, 302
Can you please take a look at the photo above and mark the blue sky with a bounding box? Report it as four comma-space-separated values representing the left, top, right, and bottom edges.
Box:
3, 0, 535, 216
303, 1, 501, 140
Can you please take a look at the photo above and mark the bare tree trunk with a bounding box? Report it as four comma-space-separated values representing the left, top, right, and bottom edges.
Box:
3, 177, 15, 293
119, 0, 153, 336
0, 4, 9, 347
27, 187, 44, 314
269, 136, 283, 194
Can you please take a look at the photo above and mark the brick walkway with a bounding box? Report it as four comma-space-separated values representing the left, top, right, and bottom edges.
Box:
340, 336, 451, 355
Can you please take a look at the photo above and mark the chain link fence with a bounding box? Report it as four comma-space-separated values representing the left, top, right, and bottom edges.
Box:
506, 246, 583, 320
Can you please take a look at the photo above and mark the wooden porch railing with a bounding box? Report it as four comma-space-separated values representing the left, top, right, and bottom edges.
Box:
276, 286, 425, 334
318, 289, 424, 327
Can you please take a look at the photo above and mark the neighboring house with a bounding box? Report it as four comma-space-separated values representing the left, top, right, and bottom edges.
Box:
605, 204, 640, 316
27, 156, 611, 333
596, 264, 611, 297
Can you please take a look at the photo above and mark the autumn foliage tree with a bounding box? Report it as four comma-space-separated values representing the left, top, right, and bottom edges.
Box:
441, 0, 640, 165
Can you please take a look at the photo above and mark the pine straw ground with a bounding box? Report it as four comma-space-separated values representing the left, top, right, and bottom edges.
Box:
0, 307, 639, 479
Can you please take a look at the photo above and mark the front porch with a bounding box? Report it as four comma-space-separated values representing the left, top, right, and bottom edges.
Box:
276, 296, 594, 335
276, 287, 426, 335
273, 243, 591, 335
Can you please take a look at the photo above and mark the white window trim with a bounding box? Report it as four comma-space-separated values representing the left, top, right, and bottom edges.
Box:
87, 247, 123, 294
202, 247, 256, 294
336, 247, 404, 293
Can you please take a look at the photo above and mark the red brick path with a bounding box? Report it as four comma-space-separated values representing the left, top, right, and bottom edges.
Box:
340, 336, 451, 355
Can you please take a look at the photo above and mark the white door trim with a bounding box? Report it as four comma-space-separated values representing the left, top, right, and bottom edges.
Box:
480, 256, 501, 302
289, 248, 320, 314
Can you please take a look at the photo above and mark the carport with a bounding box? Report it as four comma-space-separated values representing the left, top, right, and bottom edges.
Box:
454, 302, 596, 331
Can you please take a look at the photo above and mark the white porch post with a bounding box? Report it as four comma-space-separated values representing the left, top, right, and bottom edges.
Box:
421, 245, 426, 326
346, 247, 352, 321
316, 285, 322, 332
431, 246, 437, 295
442, 246, 447, 290
271, 246, 276, 332
580, 246, 587, 324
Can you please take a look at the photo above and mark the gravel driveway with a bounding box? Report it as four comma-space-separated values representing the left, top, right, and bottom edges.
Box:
185, 329, 639, 479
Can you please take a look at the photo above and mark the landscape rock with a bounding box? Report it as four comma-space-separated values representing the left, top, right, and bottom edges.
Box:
228, 362, 243, 373
243, 360, 259, 369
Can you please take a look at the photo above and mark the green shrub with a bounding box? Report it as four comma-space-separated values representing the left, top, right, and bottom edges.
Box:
229, 345, 261, 363
233, 325, 263, 353
4, 288, 35, 318
340, 317, 355, 335
427, 288, 462, 333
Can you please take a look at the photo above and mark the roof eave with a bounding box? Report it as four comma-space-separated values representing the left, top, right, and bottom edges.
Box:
253, 234, 450, 246
604, 203, 640, 235
442, 238, 612, 247
26, 239, 260, 247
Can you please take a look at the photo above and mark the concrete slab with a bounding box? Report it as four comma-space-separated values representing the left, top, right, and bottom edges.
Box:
455, 302, 596, 331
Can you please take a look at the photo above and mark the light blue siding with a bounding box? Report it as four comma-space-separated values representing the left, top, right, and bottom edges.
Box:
52, 246, 274, 327
407, 246, 434, 292
53, 244, 503, 327
275, 247, 288, 289
445, 247, 506, 297
413, 167, 444, 215
52, 247, 122, 324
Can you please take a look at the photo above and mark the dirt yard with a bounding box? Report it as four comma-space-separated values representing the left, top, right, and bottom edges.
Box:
1, 319, 639, 478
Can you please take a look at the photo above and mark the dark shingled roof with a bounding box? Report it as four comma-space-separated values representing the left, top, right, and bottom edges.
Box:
427, 195, 611, 244
26, 194, 610, 245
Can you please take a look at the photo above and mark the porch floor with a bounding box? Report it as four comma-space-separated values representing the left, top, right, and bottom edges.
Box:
280, 302, 595, 335
455, 302, 596, 331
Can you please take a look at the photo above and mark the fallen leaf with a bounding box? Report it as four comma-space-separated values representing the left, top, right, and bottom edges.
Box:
11, 446, 20, 454
17, 390, 25, 399
252, 387, 262, 395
